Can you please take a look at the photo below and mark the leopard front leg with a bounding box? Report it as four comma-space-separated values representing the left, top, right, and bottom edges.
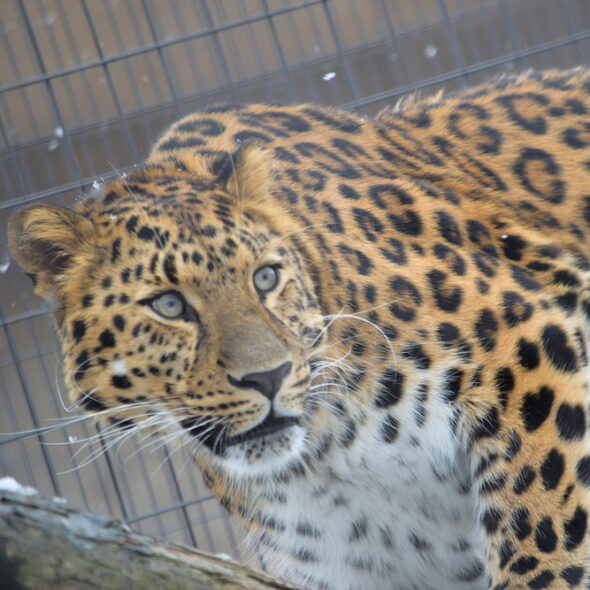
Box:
467, 347, 590, 589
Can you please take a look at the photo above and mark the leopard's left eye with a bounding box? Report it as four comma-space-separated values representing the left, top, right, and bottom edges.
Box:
151, 292, 185, 318
253, 265, 280, 293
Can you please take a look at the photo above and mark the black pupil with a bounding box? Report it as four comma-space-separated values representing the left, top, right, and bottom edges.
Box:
163, 296, 179, 312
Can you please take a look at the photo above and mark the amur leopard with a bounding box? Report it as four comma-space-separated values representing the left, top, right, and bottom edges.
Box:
8, 68, 590, 590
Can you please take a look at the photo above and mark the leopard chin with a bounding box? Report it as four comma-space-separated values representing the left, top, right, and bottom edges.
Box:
218, 423, 308, 479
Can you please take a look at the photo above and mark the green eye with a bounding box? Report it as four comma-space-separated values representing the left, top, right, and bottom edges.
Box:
151, 292, 185, 318
253, 265, 279, 293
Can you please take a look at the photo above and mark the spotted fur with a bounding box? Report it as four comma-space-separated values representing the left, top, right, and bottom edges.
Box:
8, 68, 590, 590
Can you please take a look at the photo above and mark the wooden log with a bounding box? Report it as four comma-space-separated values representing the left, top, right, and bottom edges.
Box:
0, 487, 301, 590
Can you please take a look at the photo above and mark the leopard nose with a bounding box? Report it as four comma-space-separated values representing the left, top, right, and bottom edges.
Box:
228, 361, 292, 399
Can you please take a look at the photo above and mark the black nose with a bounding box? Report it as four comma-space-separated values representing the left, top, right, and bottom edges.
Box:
228, 361, 292, 399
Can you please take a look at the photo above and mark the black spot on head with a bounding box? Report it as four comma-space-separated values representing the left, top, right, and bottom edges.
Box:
125, 215, 139, 233
111, 375, 132, 389
79, 392, 106, 412
163, 254, 179, 284
99, 329, 116, 348
113, 315, 125, 332
82, 294, 94, 308
72, 319, 86, 343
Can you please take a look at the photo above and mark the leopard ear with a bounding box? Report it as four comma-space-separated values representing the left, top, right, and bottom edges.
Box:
8, 205, 94, 299
215, 145, 274, 202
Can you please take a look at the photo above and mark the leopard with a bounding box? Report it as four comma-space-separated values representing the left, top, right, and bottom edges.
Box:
8, 68, 590, 590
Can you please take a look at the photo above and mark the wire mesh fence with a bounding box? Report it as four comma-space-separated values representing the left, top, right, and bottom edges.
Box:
1, 0, 589, 558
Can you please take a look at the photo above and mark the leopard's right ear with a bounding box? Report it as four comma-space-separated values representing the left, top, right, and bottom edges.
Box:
8, 205, 95, 300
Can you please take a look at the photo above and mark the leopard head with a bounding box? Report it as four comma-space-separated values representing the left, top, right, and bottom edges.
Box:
8, 147, 325, 479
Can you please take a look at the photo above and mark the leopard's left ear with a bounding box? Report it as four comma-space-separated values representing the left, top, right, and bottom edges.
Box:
214, 145, 274, 202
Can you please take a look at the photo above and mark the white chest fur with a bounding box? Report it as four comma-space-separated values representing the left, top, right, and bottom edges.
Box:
243, 383, 487, 590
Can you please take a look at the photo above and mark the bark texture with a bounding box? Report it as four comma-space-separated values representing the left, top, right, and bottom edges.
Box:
0, 490, 301, 590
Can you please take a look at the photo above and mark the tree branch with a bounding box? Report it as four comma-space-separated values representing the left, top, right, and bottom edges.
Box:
0, 488, 301, 590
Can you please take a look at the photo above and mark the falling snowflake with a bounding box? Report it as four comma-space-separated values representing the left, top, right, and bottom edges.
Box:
424, 44, 438, 59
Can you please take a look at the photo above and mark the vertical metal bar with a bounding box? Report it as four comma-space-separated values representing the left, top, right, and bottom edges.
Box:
103, 0, 145, 112
216, 2, 248, 84
162, 444, 198, 547
0, 368, 37, 487
170, 1, 207, 101
320, 0, 360, 101
0, 12, 54, 191
378, 0, 415, 94
34, 0, 97, 192
0, 117, 27, 198
559, 0, 586, 62
35, 337, 92, 510
55, 0, 102, 121
121, 1, 164, 107
16, 0, 82, 187
260, 0, 297, 100
96, 423, 129, 521
139, 0, 184, 117
79, 0, 139, 164
498, 0, 525, 69
198, 0, 238, 102
437, 0, 469, 86
0, 318, 61, 496
127, 437, 168, 537
34, 0, 82, 126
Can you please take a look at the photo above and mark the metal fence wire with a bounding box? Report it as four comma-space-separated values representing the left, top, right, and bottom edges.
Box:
1, 0, 589, 558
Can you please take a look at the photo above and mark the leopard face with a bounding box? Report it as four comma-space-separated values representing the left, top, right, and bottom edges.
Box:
9, 151, 326, 478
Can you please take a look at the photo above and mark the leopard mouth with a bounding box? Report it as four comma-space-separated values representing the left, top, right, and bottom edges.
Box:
182, 414, 300, 455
